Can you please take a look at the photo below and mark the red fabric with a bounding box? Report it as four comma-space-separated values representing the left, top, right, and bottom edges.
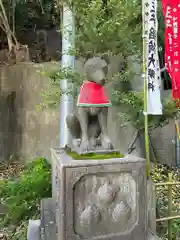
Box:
77, 81, 111, 106
162, 0, 180, 100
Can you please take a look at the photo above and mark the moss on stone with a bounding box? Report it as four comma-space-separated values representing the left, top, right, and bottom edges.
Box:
67, 151, 124, 160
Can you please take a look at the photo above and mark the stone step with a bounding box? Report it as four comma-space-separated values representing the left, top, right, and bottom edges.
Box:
40, 198, 56, 240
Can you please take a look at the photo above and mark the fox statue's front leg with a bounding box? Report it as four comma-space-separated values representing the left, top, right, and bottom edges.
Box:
66, 114, 81, 148
98, 107, 113, 150
78, 107, 91, 152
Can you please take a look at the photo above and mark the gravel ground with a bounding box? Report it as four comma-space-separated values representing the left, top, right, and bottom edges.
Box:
0, 161, 24, 181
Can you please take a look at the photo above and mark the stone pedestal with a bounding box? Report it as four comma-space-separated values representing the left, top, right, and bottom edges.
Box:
51, 148, 150, 240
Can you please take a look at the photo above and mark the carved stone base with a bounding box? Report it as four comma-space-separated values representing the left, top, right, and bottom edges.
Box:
147, 229, 161, 239
51, 148, 149, 240
38, 198, 160, 240
147, 180, 156, 233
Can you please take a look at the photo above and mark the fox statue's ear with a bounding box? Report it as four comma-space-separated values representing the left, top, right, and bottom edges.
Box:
101, 53, 110, 64
84, 51, 94, 63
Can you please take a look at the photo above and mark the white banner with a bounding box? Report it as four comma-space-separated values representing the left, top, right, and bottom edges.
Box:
144, 0, 162, 115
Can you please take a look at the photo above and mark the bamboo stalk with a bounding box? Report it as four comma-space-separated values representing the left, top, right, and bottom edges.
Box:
156, 215, 180, 222
168, 173, 173, 240
175, 119, 180, 141
155, 182, 180, 186
142, 0, 151, 179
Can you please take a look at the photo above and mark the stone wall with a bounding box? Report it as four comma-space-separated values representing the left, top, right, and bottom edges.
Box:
0, 61, 176, 165
0, 62, 60, 161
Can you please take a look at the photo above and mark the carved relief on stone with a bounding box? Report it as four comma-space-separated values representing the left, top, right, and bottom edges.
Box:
73, 172, 137, 238
55, 165, 60, 204
112, 201, 131, 223
80, 203, 101, 227
97, 180, 116, 205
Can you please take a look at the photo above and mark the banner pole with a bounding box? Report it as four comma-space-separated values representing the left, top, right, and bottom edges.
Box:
60, 2, 75, 148
142, 0, 151, 179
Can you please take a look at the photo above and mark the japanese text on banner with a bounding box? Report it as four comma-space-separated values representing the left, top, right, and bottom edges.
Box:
162, 1, 180, 100
145, 0, 162, 115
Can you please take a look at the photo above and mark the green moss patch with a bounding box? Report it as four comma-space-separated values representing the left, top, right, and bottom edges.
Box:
67, 151, 124, 160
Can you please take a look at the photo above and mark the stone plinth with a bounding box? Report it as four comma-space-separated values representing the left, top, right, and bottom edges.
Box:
51, 148, 148, 240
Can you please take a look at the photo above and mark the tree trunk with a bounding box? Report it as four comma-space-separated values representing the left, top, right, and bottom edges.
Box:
0, 0, 19, 52
6, 32, 14, 52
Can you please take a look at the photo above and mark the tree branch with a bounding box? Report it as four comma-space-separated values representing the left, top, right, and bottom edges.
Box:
0, 0, 19, 51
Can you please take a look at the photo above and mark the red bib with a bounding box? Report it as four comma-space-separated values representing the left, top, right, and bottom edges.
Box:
77, 81, 111, 107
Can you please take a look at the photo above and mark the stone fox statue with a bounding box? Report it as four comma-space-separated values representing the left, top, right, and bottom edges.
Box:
66, 53, 114, 153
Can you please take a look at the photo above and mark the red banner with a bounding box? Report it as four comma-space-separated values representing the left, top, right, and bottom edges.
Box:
162, 1, 180, 100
